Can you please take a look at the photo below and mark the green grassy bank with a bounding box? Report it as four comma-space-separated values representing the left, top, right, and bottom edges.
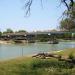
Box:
0, 48, 75, 75
57, 48, 75, 58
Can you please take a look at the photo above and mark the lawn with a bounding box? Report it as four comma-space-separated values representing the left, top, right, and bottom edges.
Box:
0, 48, 75, 75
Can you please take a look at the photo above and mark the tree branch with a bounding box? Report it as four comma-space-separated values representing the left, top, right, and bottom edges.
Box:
24, 0, 74, 15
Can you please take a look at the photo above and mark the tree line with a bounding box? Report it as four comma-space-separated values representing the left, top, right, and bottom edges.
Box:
0, 28, 27, 35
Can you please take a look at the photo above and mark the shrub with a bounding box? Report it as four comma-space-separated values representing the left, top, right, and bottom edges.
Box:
68, 52, 74, 59
30, 59, 73, 69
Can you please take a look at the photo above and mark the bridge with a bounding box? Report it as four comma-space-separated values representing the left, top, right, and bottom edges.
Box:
0, 31, 75, 41
29, 31, 75, 35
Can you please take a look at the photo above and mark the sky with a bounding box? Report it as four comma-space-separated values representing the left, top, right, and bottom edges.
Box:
0, 0, 66, 32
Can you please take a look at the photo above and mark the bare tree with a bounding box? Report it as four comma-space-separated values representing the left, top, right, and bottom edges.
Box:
24, 0, 74, 15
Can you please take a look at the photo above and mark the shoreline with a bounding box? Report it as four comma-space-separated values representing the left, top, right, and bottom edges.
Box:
0, 48, 75, 62
0, 40, 14, 44
0, 40, 75, 45
0, 49, 64, 62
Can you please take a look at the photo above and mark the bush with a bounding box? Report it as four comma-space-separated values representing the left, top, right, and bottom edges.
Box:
68, 52, 74, 59
30, 59, 73, 69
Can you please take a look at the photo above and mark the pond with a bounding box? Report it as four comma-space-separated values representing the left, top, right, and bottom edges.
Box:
0, 41, 75, 60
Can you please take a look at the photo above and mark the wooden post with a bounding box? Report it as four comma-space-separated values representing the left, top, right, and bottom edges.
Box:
22, 47, 23, 56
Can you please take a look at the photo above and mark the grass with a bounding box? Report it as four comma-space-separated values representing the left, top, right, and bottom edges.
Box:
56, 48, 75, 58
0, 48, 75, 75
0, 58, 74, 75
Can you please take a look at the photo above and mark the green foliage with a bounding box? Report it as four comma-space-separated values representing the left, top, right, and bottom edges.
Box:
0, 32, 2, 36
17, 30, 27, 33
60, 18, 75, 31
3, 28, 13, 33
31, 59, 74, 69
68, 52, 74, 59
64, 33, 72, 39
60, 2, 75, 31
0, 58, 75, 75
6, 28, 13, 33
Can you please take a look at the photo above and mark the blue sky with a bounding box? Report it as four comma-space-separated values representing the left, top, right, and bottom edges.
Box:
0, 0, 66, 32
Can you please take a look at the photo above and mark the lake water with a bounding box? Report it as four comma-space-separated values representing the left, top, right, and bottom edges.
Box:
0, 42, 75, 60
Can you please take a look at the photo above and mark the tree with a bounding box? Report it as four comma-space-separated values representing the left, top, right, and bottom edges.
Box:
3, 28, 13, 33
6, 28, 13, 33
0, 31, 2, 36
24, 0, 74, 15
60, 18, 75, 31
61, 0, 74, 10
60, 2, 75, 31
17, 30, 27, 33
